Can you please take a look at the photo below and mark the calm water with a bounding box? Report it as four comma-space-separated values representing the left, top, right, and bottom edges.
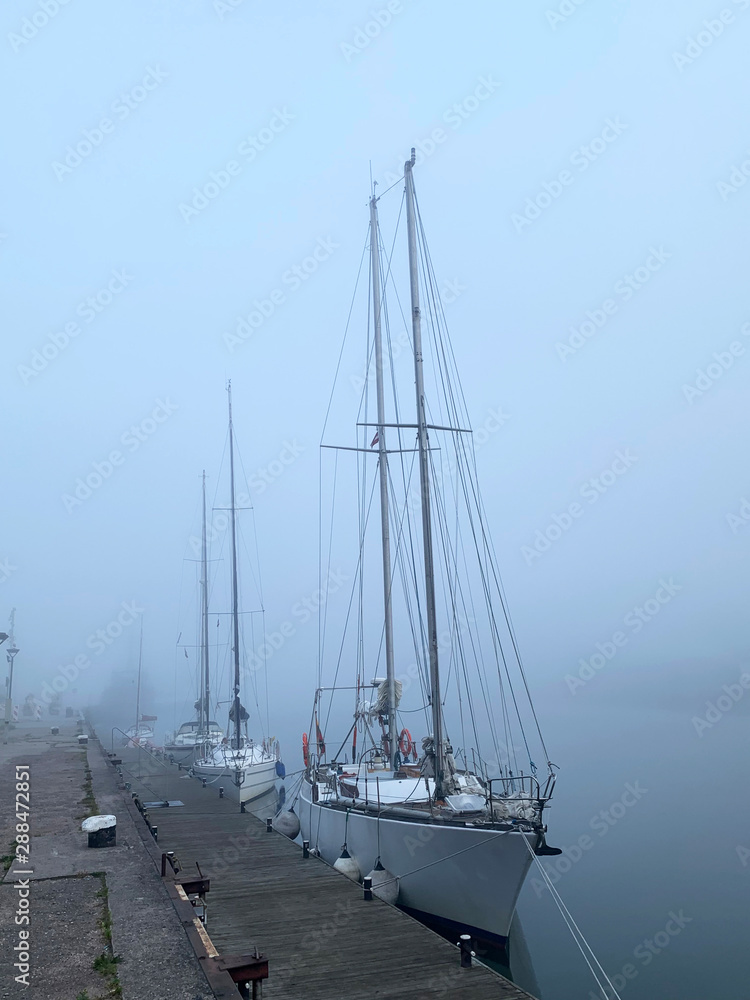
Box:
514, 690, 749, 1000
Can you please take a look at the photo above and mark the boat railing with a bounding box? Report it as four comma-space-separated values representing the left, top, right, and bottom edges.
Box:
486, 772, 556, 814
487, 774, 541, 801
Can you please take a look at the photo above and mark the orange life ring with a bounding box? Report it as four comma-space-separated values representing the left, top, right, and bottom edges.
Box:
398, 728, 413, 758
302, 732, 309, 767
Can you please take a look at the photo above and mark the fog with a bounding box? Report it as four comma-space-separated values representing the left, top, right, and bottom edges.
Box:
4, 2, 749, 997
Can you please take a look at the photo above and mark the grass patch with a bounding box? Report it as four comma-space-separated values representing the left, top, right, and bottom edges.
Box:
79, 763, 98, 818
93, 874, 122, 997
92, 953, 122, 976
76, 992, 91, 1000
1, 840, 18, 874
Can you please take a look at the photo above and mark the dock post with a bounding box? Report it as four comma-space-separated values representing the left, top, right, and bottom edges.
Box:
302, 840, 309, 858
202, 778, 206, 787
151, 825, 158, 841
219, 787, 224, 798
241, 801, 246, 813
459, 934, 474, 968
363, 876, 373, 901
266, 818, 272, 833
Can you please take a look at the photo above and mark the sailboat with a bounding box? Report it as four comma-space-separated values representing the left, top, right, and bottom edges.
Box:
192, 383, 281, 804
166, 471, 225, 758
123, 620, 157, 746
299, 152, 560, 948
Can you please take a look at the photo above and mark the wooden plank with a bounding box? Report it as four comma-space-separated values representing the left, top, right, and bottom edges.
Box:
118, 749, 537, 1000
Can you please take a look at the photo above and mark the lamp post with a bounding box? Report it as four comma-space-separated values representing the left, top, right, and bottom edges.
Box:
4, 640, 19, 745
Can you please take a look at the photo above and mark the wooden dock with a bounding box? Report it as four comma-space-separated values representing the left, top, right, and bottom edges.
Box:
112, 743, 539, 1000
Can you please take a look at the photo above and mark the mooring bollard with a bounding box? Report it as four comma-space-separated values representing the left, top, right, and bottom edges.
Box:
219, 787, 224, 798
151, 825, 158, 841
82, 815, 116, 849
302, 840, 310, 858
202, 778, 206, 788
240, 801, 246, 813
266, 818, 272, 833
459, 934, 474, 968
363, 876, 373, 901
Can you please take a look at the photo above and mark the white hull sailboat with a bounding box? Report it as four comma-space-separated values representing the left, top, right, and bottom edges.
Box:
122, 621, 157, 747
122, 722, 154, 747
165, 719, 225, 758
299, 778, 539, 943
191, 383, 283, 805
166, 472, 225, 759
299, 153, 559, 947
193, 742, 279, 804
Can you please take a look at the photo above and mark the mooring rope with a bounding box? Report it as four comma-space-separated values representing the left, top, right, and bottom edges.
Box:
522, 838, 622, 1000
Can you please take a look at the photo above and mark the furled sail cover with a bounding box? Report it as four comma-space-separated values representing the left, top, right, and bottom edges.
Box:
369, 679, 402, 719
228, 701, 250, 723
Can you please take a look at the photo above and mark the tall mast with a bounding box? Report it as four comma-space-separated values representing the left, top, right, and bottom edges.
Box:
200, 470, 210, 736
369, 192, 397, 770
135, 617, 143, 735
404, 151, 445, 795
227, 382, 242, 752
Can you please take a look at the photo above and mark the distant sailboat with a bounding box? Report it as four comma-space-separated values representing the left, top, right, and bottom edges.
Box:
299, 154, 560, 947
166, 472, 225, 758
192, 383, 281, 803
123, 620, 156, 746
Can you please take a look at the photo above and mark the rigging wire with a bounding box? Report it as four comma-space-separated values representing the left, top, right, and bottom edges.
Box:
522, 839, 622, 1000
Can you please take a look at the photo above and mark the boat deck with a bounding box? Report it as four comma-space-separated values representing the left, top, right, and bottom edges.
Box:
116, 743, 539, 999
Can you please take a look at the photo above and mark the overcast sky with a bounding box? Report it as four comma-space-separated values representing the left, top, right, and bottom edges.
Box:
3, 2, 749, 995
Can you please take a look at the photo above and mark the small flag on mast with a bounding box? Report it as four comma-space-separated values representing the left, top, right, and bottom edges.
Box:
370, 431, 379, 448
